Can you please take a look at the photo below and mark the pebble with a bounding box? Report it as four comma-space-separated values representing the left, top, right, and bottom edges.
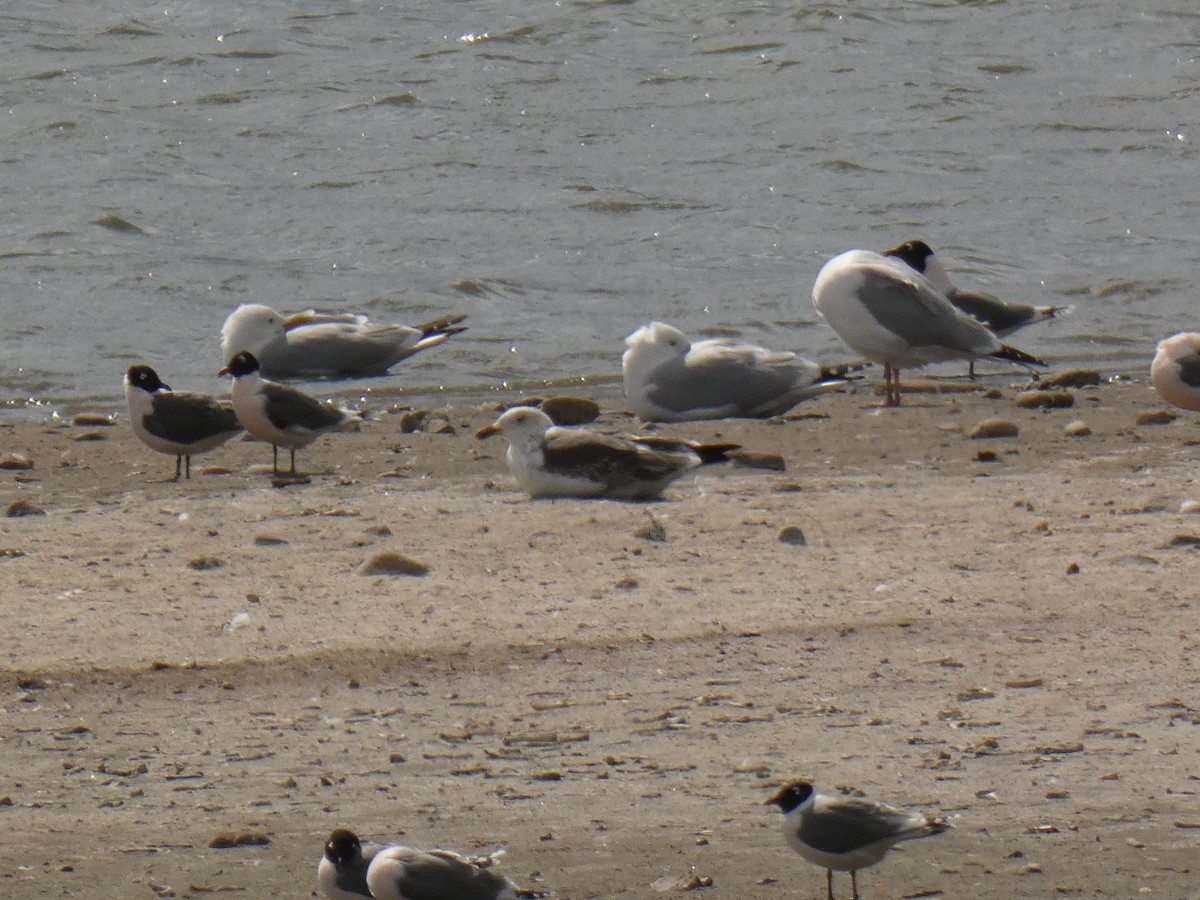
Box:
0, 453, 34, 471
359, 551, 431, 576
540, 396, 600, 426
253, 534, 288, 546
209, 831, 270, 849
1136, 410, 1177, 426
73, 431, 107, 442
5, 499, 45, 517
1015, 390, 1074, 409
72, 413, 114, 427
967, 418, 1020, 439
187, 557, 223, 570
1035, 368, 1101, 389
778, 526, 807, 547
1064, 420, 1092, 437
1180, 500, 1200, 514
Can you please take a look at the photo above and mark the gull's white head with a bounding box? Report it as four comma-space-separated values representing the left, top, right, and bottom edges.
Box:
220, 303, 288, 360
491, 405, 553, 441
623, 321, 691, 376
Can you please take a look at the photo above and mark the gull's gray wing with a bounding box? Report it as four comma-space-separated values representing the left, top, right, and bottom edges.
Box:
145, 392, 241, 444
801, 797, 926, 854
368, 847, 514, 900
542, 430, 694, 484
261, 383, 348, 432
272, 323, 424, 377
855, 269, 998, 355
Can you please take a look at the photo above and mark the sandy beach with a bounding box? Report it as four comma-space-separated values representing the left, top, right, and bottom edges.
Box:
1, 372, 1198, 899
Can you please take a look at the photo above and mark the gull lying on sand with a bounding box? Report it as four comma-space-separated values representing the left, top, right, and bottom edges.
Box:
884, 239, 1067, 377
812, 248, 1046, 406
622, 321, 846, 422
220, 303, 467, 379
319, 829, 544, 900
124, 364, 242, 481
1151, 332, 1200, 412
219, 350, 362, 476
767, 779, 950, 900
477, 405, 738, 500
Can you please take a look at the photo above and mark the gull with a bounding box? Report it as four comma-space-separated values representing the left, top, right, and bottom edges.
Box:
220, 303, 467, 379
812, 248, 1046, 406
767, 779, 950, 900
1151, 332, 1200, 412
884, 239, 1067, 377
219, 350, 362, 476
477, 405, 739, 500
622, 321, 847, 422
318, 829, 376, 899
124, 364, 243, 481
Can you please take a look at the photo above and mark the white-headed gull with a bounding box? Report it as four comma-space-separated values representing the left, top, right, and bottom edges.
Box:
622, 321, 846, 422
1151, 332, 1200, 412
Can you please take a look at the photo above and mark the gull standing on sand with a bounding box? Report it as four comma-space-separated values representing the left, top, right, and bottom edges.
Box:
220, 303, 467, 379
1151, 332, 1200, 412
622, 321, 846, 422
767, 780, 950, 900
477, 405, 738, 500
124, 364, 243, 481
220, 350, 362, 476
812, 248, 1046, 406
884, 239, 1067, 377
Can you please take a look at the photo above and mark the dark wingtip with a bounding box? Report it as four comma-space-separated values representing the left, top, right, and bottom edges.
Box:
992, 344, 1047, 367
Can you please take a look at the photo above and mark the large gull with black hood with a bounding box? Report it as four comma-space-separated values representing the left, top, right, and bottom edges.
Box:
812, 248, 1046, 406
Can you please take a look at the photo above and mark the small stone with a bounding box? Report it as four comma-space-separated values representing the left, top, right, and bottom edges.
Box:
634, 513, 667, 543
187, 557, 223, 570
1180, 500, 1200, 514
1064, 420, 1091, 437
0, 453, 34, 471
399, 410, 429, 433
72, 413, 114, 427
73, 430, 106, 442
968, 418, 1019, 439
5, 499, 45, 517
1035, 369, 1101, 389
1165, 534, 1200, 548
359, 552, 431, 577
1136, 410, 1177, 426
540, 396, 600, 426
974, 449, 999, 462
1015, 390, 1074, 409
209, 831, 270, 849
1066, 561, 1080, 574
729, 450, 786, 471
778, 526, 807, 546
253, 534, 288, 546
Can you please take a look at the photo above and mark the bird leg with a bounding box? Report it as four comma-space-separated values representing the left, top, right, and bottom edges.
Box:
184, 455, 192, 480
851, 869, 860, 900
883, 363, 902, 407
827, 868, 835, 900
272, 445, 280, 475
289, 448, 297, 475
171, 455, 183, 482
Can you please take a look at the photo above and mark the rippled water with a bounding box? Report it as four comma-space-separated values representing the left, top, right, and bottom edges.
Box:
2, 0, 1198, 418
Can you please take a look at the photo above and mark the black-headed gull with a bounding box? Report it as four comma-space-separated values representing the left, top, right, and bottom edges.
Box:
812, 248, 1045, 406
220, 303, 467, 379
622, 321, 845, 422
219, 350, 362, 476
884, 239, 1067, 377
124, 364, 242, 481
477, 405, 738, 500
766, 779, 950, 900
1151, 332, 1200, 412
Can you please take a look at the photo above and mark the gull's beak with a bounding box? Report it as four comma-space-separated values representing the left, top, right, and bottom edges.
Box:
474, 423, 501, 440
217, 364, 231, 377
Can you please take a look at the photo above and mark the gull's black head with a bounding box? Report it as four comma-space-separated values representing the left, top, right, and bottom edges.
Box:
883, 239, 934, 272
219, 350, 261, 378
127, 364, 170, 393
324, 828, 363, 866
766, 779, 815, 813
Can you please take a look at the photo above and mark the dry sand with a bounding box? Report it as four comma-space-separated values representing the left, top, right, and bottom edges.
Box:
1, 374, 1198, 899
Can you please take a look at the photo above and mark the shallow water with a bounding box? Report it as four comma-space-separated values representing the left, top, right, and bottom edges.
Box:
2, 0, 1198, 417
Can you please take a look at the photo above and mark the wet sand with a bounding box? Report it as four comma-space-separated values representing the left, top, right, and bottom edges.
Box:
1, 374, 1198, 899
